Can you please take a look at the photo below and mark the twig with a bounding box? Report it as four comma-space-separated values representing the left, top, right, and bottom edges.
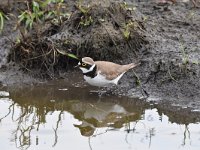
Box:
167, 66, 178, 82
132, 70, 149, 98
0, 102, 15, 122
52, 111, 63, 147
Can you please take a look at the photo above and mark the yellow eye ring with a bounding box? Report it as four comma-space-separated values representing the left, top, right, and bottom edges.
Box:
82, 63, 86, 66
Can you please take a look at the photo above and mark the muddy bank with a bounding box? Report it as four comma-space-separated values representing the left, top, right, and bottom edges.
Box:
0, 0, 200, 109
129, 0, 200, 107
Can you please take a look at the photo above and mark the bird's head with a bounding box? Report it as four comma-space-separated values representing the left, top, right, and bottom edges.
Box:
78, 57, 96, 73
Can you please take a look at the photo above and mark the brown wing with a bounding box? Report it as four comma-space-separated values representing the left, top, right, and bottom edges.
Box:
95, 61, 138, 80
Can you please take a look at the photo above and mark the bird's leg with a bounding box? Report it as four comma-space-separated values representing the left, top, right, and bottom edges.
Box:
97, 87, 107, 98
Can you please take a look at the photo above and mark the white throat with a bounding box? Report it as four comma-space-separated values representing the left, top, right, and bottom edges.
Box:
79, 64, 96, 73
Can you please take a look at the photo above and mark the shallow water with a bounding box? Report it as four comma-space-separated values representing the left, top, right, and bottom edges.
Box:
0, 75, 200, 150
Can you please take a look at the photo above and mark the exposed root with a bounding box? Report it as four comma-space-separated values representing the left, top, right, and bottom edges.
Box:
9, 37, 78, 78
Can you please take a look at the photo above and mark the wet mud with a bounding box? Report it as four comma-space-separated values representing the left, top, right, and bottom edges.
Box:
0, 0, 200, 109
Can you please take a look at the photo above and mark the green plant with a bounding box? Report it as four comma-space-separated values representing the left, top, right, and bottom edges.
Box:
123, 26, 130, 40
123, 21, 138, 40
0, 11, 9, 33
18, 0, 68, 30
18, 1, 44, 29
133, 70, 141, 86
79, 16, 93, 27
40, 0, 70, 24
167, 66, 177, 82
180, 36, 189, 65
186, 10, 196, 20
0, 11, 4, 33
76, 0, 90, 14
120, 2, 137, 11
75, 2, 93, 28
77, 5, 89, 14
56, 48, 79, 60
180, 40, 189, 65
191, 60, 199, 65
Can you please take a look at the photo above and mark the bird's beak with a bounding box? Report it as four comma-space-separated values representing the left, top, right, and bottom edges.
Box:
74, 65, 79, 68
74, 62, 81, 68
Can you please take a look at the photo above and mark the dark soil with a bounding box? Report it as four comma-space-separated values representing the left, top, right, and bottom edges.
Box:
0, 0, 200, 109
129, 0, 200, 109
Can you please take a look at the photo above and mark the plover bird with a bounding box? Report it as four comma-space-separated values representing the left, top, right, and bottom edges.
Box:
78, 57, 139, 87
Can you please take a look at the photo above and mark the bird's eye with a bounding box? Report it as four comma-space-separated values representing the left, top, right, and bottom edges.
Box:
82, 63, 87, 66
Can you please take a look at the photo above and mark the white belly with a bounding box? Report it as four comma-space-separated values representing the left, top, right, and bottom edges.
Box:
83, 72, 125, 87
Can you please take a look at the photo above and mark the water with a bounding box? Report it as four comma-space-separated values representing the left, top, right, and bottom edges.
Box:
0, 76, 200, 150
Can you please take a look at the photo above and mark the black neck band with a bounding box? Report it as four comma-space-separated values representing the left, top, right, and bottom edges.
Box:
83, 65, 97, 78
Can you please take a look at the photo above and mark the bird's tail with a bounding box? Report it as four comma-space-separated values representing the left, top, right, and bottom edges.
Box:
119, 62, 140, 73
128, 62, 140, 69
